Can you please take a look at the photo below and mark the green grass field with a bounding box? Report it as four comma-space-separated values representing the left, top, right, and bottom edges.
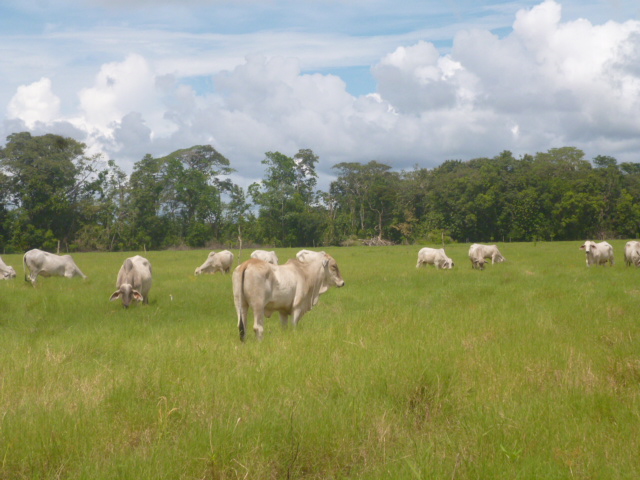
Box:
0, 242, 639, 479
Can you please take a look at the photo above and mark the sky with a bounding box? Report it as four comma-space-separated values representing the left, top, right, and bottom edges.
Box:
1, 0, 640, 188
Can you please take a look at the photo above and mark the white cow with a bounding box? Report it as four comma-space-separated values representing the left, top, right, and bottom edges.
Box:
23, 249, 86, 284
250, 250, 279, 265
624, 241, 640, 267
109, 255, 153, 308
0, 256, 16, 279
580, 240, 614, 267
296, 249, 326, 262
233, 253, 345, 340
195, 250, 234, 275
416, 248, 454, 269
469, 244, 506, 270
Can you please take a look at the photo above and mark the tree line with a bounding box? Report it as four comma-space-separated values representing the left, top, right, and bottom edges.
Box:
1, 131, 639, 253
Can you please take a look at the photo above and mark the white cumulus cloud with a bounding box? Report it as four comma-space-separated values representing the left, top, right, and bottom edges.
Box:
7, 77, 61, 127
3, 0, 640, 186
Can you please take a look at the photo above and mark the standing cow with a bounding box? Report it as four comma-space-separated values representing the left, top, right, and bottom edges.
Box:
195, 250, 234, 275
250, 250, 279, 265
416, 248, 454, 269
469, 244, 505, 269
23, 249, 87, 285
580, 241, 614, 267
624, 241, 640, 267
0, 256, 16, 279
109, 255, 153, 307
233, 253, 345, 341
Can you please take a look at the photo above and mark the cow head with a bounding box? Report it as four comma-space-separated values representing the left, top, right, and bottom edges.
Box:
580, 241, 595, 254
110, 283, 144, 308
2, 267, 16, 279
471, 257, 486, 270
323, 255, 345, 288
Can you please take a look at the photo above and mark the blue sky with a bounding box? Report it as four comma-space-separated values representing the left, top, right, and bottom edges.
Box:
1, 0, 639, 185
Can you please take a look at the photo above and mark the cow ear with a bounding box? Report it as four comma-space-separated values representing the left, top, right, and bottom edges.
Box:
132, 290, 144, 302
322, 258, 329, 268
110, 291, 121, 301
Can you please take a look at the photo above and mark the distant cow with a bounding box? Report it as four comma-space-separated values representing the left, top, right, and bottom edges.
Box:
195, 250, 234, 275
250, 250, 279, 265
580, 241, 614, 267
624, 241, 640, 267
296, 249, 327, 262
109, 255, 153, 308
23, 249, 86, 285
469, 244, 506, 269
233, 253, 345, 341
416, 248, 454, 269
0, 256, 16, 280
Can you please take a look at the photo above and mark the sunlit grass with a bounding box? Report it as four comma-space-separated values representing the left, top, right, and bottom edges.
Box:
0, 241, 639, 478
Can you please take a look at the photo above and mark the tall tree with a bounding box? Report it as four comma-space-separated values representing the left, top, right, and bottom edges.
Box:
0, 132, 104, 250
250, 149, 322, 246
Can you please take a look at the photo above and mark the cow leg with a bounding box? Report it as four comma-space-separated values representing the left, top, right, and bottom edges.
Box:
292, 310, 304, 327
279, 312, 289, 329
252, 308, 265, 339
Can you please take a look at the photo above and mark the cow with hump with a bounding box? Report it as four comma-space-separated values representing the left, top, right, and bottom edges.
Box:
233, 252, 345, 341
0, 256, 16, 280
23, 248, 87, 285
580, 240, 614, 267
195, 250, 234, 275
110, 255, 152, 308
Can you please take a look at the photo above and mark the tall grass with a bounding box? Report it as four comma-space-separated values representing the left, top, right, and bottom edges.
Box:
0, 242, 639, 478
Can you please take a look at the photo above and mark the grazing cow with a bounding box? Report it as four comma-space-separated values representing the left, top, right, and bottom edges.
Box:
233, 253, 345, 340
296, 249, 327, 262
469, 244, 506, 269
23, 249, 86, 285
0, 256, 16, 280
250, 250, 279, 265
580, 240, 614, 267
195, 250, 234, 275
624, 241, 640, 267
416, 248, 454, 269
109, 255, 153, 308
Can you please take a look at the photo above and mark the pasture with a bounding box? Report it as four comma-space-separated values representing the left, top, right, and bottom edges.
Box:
0, 241, 639, 479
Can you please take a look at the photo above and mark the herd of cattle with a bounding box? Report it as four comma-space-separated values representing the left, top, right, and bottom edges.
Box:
0, 240, 637, 339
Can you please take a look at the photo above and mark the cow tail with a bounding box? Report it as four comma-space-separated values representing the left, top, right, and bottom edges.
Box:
22, 253, 29, 283
234, 263, 247, 341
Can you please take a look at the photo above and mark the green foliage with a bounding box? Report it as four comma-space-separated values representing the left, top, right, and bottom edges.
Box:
2, 130, 640, 251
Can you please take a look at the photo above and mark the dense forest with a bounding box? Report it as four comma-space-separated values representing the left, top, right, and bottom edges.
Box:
1, 131, 639, 253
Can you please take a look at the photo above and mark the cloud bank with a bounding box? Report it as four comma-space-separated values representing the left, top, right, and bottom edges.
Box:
3, 0, 640, 187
